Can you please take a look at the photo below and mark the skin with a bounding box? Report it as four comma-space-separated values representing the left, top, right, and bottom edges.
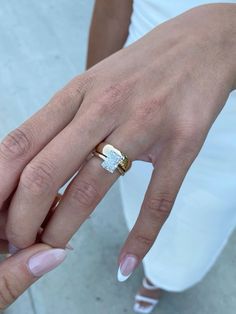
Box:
0, 4, 235, 304
0, 202, 58, 310
87, 1, 162, 308
86, 0, 133, 68
0, 196, 64, 310
0, 242, 58, 310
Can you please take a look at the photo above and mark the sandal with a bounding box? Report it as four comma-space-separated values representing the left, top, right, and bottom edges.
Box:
133, 278, 160, 313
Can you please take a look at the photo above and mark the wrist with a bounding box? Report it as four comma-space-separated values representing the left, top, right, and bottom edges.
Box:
192, 4, 236, 91
222, 4, 236, 90
208, 3, 236, 90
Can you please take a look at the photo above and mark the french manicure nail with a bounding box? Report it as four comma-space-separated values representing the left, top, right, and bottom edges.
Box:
117, 254, 138, 282
28, 249, 67, 277
8, 243, 20, 255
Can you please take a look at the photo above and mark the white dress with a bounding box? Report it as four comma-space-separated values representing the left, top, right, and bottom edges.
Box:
120, 0, 236, 292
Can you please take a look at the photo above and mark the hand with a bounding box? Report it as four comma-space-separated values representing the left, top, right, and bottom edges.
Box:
0, 196, 66, 310
0, 4, 235, 280
0, 243, 66, 310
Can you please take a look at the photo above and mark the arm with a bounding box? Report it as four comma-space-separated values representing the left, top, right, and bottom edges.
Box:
86, 0, 133, 69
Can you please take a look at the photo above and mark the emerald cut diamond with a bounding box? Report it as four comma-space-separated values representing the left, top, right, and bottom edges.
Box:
101, 150, 124, 173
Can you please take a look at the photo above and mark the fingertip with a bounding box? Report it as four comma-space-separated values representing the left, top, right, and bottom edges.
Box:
117, 266, 130, 282
27, 248, 67, 277
117, 254, 139, 282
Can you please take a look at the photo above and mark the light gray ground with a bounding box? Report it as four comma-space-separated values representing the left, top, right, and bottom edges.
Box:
0, 1, 235, 313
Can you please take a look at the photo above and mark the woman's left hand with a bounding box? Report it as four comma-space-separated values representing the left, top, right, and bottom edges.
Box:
0, 4, 235, 278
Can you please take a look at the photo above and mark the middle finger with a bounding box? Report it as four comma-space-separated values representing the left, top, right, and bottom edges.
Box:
6, 109, 114, 249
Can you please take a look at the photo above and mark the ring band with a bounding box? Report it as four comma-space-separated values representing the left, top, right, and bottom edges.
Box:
93, 143, 132, 175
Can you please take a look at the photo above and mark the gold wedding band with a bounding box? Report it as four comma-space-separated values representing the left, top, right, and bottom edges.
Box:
93, 143, 132, 175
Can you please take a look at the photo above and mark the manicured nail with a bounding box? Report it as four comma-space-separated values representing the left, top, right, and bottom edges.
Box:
28, 249, 67, 277
8, 243, 20, 255
117, 254, 138, 282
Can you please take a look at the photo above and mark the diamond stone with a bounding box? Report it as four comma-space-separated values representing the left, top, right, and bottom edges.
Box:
101, 150, 124, 173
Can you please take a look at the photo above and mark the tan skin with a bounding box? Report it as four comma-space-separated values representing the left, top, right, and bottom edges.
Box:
0, 1, 235, 310
0, 242, 61, 310
86, 0, 133, 68
0, 197, 62, 310
87, 0, 161, 308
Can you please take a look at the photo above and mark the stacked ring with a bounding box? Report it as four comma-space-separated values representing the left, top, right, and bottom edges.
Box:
93, 143, 132, 175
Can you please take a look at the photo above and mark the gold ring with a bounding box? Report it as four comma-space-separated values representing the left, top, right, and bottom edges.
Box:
93, 143, 132, 175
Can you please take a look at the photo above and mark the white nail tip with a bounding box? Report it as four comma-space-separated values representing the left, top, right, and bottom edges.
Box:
117, 266, 130, 282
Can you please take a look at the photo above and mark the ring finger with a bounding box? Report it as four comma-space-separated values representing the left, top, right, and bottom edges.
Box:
41, 128, 139, 248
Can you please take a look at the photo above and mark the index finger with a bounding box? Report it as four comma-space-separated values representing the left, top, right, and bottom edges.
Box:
0, 76, 86, 208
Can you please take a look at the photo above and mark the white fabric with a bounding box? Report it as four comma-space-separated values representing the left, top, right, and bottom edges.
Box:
142, 278, 159, 290
120, 0, 236, 292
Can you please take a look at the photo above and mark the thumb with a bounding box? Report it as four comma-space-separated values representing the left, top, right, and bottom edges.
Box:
0, 243, 67, 310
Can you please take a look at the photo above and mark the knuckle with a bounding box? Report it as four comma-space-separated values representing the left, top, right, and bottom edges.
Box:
133, 96, 165, 127
51, 74, 90, 107
135, 233, 154, 248
172, 120, 204, 158
97, 82, 131, 111
84, 81, 132, 130
70, 73, 94, 96
0, 273, 19, 309
69, 180, 100, 208
20, 160, 56, 195
145, 194, 173, 222
174, 120, 203, 144
134, 106, 153, 124
101, 83, 124, 102
0, 128, 32, 160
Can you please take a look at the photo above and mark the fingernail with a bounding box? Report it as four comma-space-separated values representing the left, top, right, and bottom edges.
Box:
117, 254, 138, 282
8, 243, 20, 255
28, 249, 67, 277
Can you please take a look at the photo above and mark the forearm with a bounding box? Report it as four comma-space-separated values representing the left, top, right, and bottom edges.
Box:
86, 0, 133, 69
216, 3, 236, 90
229, 5, 236, 90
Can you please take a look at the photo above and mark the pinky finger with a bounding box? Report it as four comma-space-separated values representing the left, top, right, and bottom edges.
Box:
118, 146, 195, 281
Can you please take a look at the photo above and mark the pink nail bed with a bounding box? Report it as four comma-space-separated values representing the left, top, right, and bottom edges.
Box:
28, 249, 67, 277
117, 254, 138, 282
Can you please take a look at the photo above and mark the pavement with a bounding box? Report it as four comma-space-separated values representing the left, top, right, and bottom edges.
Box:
0, 1, 236, 313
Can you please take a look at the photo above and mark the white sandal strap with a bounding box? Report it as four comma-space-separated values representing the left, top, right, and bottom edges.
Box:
133, 302, 156, 314
142, 278, 159, 290
135, 294, 159, 306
